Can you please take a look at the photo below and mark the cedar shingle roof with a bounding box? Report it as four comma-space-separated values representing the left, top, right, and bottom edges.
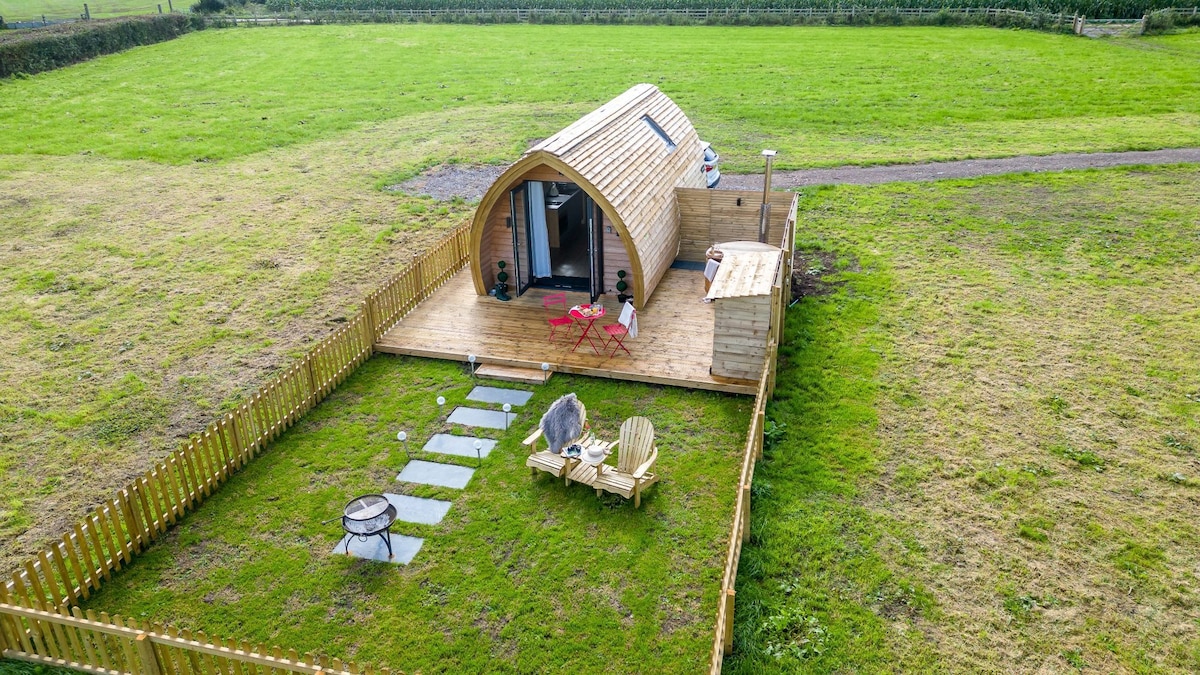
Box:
526, 84, 706, 303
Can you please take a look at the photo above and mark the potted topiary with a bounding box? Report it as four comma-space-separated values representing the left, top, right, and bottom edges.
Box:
616, 270, 633, 305
493, 260, 511, 301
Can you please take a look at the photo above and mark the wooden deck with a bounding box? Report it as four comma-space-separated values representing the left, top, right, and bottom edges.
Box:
375, 268, 756, 395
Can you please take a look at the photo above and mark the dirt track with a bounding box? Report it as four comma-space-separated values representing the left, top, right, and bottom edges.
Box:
398, 148, 1200, 201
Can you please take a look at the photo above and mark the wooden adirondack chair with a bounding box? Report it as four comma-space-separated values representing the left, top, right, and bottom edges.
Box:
524, 427, 612, 485
592, 416, 659, 508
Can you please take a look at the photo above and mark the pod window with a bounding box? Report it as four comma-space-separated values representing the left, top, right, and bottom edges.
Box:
642, 115, 676, 152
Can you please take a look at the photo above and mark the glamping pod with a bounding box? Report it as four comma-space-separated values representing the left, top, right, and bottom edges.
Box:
469, 84, 706, 310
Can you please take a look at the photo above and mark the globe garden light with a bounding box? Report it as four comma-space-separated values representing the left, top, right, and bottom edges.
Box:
502, 403, 512, 429
396, 430, 410, 460
473, 439, 484, 467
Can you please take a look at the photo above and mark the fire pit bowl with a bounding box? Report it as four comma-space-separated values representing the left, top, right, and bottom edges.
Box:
338, 494, 398, 559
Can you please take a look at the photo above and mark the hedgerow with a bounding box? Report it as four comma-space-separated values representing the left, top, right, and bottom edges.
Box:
0, 14, 202, 78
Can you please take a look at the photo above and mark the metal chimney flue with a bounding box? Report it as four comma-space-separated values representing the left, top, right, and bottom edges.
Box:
759, 149, 778, 243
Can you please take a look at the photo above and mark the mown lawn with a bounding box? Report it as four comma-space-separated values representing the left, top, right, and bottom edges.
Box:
730, 165, 1200, 672
73, 356, 750, 672
2, 25, 1200, 169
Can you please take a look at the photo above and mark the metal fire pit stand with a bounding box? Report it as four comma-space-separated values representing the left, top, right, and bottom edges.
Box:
338, 494, 398, 560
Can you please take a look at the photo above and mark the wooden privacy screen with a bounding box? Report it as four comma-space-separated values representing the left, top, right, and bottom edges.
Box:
708, 195, 795, 673
0, 220, 472, 675
676, 188, 796, 262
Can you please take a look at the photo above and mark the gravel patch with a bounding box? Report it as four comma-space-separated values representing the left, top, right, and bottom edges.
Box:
388, 164, 507, 202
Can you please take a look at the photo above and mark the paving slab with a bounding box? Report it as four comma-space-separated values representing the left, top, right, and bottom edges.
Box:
447, 406, 511, 430
382, 493, 453, 525
397, 460, 476, 489
334, 532, 423, 565
466, 386, 534, 407
422, 433, 497, 460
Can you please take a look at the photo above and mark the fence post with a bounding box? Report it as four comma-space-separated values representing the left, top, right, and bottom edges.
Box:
136, 633, 163, 675
722, 589, 735, 654
168, 0, 173, 11
305, 354, 319, 402
359, 300, 373, 353
83, 3, 90, 19
740, 484, 751, 543
412, 252, 424, 299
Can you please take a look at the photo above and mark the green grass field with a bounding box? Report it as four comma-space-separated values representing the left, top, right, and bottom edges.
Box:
729, 165, 1200, 672
1, 22, 1199, 674
0, 0, 164, 21
3, 25, 1200, 169
8, 24, 1196, 576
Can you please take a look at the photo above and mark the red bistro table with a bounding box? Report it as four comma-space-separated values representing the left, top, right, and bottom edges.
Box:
568, 304, 606, 355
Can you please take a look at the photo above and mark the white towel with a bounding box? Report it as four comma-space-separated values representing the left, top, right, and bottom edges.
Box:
704, 258, 720, 281
619, 301, 638, 339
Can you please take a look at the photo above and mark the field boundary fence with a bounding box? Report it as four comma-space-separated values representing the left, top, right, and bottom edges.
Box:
0, 220, 471, 675
1141, 6, 1200, 30
209, 6, 1080, 29
16, 6, 1195, 32
708, 194, 795, 673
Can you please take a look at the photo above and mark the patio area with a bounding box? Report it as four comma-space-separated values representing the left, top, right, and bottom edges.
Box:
375, 266, 757, 395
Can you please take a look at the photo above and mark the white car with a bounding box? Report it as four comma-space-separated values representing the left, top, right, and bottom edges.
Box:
701, 141, 721, 188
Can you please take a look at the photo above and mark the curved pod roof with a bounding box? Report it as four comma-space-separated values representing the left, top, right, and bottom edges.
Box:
470, 84, 706, 308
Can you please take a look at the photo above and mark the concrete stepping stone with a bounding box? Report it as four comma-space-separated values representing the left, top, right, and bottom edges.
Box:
421, 433, 496, 460
382, 493, 452, 525
466, 386, 534, 407
447, 406, 511, 430
334, 532, 424, 565
397, 460, 475, 489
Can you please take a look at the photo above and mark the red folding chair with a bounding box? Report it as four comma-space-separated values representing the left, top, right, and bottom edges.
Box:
602, 302, 636, 358
543, 293, 575, 342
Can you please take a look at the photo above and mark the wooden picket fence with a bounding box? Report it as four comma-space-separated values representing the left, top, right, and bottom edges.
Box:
0, 208, 781, 673
707, 195, 795, 673
0, 220, 471, 675
366, 223, 471, 342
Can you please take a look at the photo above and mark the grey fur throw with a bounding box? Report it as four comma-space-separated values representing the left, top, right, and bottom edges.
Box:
540, 393, 586, 454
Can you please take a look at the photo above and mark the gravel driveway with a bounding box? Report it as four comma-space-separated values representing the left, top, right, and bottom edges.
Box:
392, 148, 1200, 202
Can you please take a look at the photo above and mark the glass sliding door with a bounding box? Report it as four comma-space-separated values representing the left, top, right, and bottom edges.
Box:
510, 184, 531, 295
587, 197, 604, 302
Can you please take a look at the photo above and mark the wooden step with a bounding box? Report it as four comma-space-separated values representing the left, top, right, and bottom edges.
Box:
475, 363, 551, 385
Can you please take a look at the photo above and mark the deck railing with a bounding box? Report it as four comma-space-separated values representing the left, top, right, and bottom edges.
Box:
708, 193, 796, 672
365, 221, 471, 342
0, 219, 471, 675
